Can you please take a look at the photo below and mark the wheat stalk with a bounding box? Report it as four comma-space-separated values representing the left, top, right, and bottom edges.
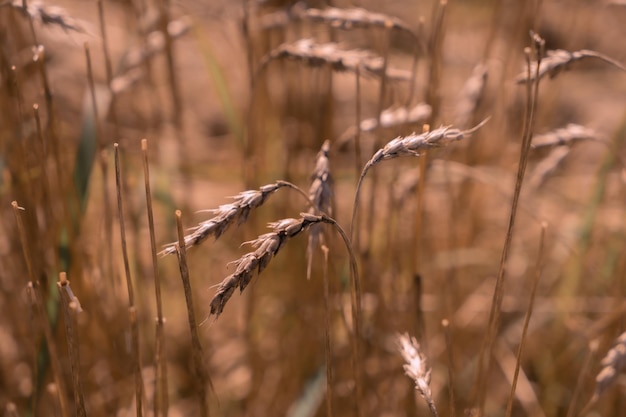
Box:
258, 39, 412, 81
398, 333, 439, 417
516, 49, 626, 83
3, 0, 86, 33
161, 181, 307, 255
455, 63, 488, 128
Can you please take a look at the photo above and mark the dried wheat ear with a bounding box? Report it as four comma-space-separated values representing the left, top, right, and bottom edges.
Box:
593, 331, 626, 402
259, 2, 416, 39
398, 333, 439, 417
516, 49, 626, 83
160, 181, 295, 255
209, 213, 332, 317
3, 0, 88, 33
258, 39, 412, 81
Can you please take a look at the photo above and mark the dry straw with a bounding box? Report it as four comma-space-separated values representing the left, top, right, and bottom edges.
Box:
3, 0, 86, 33
258, 39, 412, 81
398, 333, 439, 417
161, 181, 307, 255
516, 49, 626, 83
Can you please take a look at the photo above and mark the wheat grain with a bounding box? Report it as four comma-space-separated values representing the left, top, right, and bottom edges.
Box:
259, 3, 417, 39
593, 331, 626, 401
3, 0, 86, 33
338, 103, 432, 148
398, 333, 439, 417
516, 49, 626, 83
118, 17, 191, 75
530, 123, 596, 150
350, 119, 489, 237
306, 140, 332, 279
210, 213, 329, 317
455, 63, 488, 128
258, 39, 412, 81
161, 181, 302, 255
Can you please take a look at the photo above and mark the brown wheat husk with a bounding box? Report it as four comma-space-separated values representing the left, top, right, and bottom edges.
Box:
258, 39, 412, 81
592, 331, 626, 402
306, 140, 333, 280
530, 123, 596, 150
161, 181, 303, 255
3, 0, 86, 33
515, 49, 626, 83
259, 3, 417, 39
209, 213, 329, 317
398, 333, 439, 417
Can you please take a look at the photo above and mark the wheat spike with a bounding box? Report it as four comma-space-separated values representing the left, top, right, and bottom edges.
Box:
210, 213, 330, 317
398, 333, 439, 417
161, 181, 294, 255
258, 39, 412, 81
306, 140, 333, 279
530, 123, 596, 150
516, 49, 626, 83
455, 63, 488, 128
3, 0, 86, 33
259, 3, 417, 39
117, 17, 190, 75
592, 331, 626, 402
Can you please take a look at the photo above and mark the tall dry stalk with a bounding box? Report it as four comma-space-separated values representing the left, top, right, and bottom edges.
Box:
175, 210, 210, 417
474, 34, 545, 416
142, 139, 169, 417
114, 144, 144, 417
57, 272, 86, 417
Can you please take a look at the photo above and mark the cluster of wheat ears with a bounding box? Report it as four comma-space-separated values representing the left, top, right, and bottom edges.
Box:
1, 0, 626, 416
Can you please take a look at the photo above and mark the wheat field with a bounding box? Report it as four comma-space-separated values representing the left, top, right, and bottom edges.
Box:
0, 1, 625, 416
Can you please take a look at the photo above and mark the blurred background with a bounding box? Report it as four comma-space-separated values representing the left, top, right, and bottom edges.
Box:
1, 0, 625, 416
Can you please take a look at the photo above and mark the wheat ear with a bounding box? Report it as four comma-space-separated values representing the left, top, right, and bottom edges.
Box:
210, 213, 328, 316
516, 48, 626, 83
260, 3, 417, 40
161, 181, 308, 255
3, 0, 87, 33
306, 140, 333, 280
530, 123, 596, 150
350, 118, 489, 238
592, 331, 626, 403
257, 39, 412, 81
398, 333, 439, 417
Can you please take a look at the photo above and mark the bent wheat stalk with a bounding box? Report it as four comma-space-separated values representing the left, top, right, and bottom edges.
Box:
350, 118, 490, 238
161, 180, 309, 255
515, 49, 626, 83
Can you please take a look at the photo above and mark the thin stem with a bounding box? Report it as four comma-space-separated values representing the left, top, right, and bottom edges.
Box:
114, 144, 143, 417
12, 202, 69, 417
142, 139, 169, 417
442, 319, 456, 417
322, 245, 333, 417
57, 272, 86, 417
175, 210, 210, 417
505, 222, 547, 417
